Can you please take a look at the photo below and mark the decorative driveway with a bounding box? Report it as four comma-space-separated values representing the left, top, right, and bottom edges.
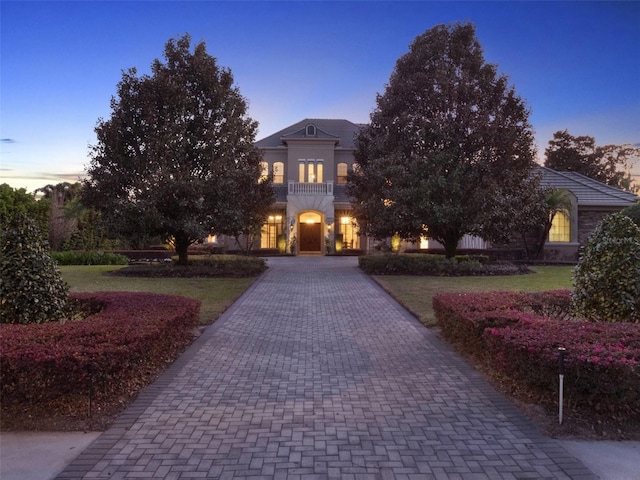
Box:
56, 256, 597, 479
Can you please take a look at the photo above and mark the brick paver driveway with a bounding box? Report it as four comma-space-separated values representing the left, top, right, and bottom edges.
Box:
57, 256, 596, 479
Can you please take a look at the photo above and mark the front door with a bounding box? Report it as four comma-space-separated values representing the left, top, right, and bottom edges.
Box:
299, 223, 322, 252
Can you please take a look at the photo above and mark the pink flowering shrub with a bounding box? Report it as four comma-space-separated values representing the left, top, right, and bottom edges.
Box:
434, 290, 640, 415
0, 292, 200, 406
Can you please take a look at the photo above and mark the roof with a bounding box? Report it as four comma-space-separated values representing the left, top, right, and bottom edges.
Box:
255, 119, 365, 149
536, 166, 638, 207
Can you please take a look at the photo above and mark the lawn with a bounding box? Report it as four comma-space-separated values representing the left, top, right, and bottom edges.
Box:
60, 265, 258, 324
373, 265, 575, 327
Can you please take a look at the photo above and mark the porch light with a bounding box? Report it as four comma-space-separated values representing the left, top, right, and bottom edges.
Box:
341, 216, 350, 225
275, 215, 282, 221
306, 219, 315, 224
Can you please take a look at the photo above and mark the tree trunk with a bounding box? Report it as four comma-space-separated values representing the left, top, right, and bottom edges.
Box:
174, 233, 191, 266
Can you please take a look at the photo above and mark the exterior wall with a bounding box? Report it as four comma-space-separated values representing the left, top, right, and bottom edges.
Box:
255, 128, 360, 255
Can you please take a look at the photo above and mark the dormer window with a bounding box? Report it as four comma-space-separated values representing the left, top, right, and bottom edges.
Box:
306, 124, 316, 136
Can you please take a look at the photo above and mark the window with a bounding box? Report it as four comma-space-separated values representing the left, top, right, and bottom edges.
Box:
306, 124, 316, 136
261, 214, 285, 249
273, 162, 284, 184
259, 161, 269, 182
338, 215, 359, 249
549, 210, 571, 242
337, 163, 348, 184
298, 160, 324, 183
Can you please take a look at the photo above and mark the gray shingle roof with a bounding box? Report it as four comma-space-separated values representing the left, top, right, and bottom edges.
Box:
536, 166, 638, 207
255, 119, 364, 149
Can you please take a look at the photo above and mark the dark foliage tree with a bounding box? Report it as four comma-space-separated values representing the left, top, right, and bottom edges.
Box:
544, 130, 639, 192
0, 183, 49, 238
84, 34, 273, 264
348, 22, 536, 258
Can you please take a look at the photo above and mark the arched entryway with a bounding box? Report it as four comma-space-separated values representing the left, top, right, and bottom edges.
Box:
298, 211, 323, 253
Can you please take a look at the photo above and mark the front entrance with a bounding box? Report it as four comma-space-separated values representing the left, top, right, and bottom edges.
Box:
298, 212, 322, 253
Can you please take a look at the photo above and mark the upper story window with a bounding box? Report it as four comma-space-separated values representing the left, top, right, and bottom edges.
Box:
306, 124, 316, 136
298, 159, 323, 183
259, 161, 269, 182
337, 163, 348, 184
549, 210, 571, 242
273, 162, 284, 184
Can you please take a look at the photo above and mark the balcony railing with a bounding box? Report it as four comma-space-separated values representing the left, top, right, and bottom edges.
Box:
288, 181, 334, 195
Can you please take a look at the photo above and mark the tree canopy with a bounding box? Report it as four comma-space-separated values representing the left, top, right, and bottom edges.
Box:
83, 34, 273, 264
347, 22, 537, 257
544, 130, 639, 192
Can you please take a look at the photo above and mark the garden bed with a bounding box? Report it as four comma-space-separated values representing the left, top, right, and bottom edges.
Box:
433, 290, 640, 439
0, 291, 200, 431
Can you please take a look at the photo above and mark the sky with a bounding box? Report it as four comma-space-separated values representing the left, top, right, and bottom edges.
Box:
1, 0, 639, 194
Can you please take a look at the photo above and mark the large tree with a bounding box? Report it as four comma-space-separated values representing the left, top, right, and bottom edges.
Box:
544, 130, 639, 192
348, 22, 537, 258
84, 34, 273, 264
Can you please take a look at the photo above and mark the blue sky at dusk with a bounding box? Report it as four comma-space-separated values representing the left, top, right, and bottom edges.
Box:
1, 1, 639, 193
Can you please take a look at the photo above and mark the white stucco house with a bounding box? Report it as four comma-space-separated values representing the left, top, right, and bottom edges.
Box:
210, 118, 638, 261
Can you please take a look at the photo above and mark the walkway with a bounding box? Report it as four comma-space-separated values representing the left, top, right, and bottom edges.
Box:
55, 256, 597, 479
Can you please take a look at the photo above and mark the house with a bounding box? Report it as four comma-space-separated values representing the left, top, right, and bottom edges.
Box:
211, 118, 638, 260
252, 118, 367, 254
534, 166, 638, 262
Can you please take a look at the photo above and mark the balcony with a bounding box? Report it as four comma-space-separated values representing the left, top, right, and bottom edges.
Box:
288, 181, 334, 195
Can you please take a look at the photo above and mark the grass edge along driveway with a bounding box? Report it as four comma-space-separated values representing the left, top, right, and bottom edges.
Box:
373, 265, 575, 327
60, 265, 258, 324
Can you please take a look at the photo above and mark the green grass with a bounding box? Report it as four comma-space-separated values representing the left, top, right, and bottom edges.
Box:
60, 265, 258, 324
373, 266, 575, 327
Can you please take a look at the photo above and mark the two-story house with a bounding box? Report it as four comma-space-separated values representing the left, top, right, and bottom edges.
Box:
211, 118, 638, 260
254, 118, 365, 254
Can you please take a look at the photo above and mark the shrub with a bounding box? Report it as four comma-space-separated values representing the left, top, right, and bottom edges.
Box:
433, 290, 640, 417
483, 320, 640, 414
433, 291, 532, 357
1, 214, 71, 324
112, 254, 266, 277
571, 212, 640, 323
52, 250, 129, 265
359, 254, 486, 275
621, 202, 640, 228
0, 291, 200, 406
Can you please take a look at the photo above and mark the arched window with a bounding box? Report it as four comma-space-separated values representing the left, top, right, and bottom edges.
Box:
337, 163, 348, 184
549, 210, 571, 242
306, 124, 316, 136
273, 162, 284, 184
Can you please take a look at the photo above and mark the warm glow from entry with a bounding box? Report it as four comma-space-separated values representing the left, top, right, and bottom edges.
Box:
341, 216, 350, 225
306, 219, 315, 224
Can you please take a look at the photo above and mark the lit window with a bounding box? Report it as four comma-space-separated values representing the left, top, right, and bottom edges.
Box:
273, 162, 284, 184
338, 215, 359, 250
259, 161, 269, 182
337, 163, 348, 184
298, 160, 323, 183
261, 214, 284, 249
549, 210, 571, 242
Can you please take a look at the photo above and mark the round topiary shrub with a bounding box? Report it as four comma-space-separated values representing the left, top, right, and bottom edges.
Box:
1, 214, 71, 324
571, 212, 640, 323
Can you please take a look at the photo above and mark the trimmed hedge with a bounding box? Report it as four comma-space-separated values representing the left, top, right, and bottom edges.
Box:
358, 253, 486, 276
434, 290, 640, 416
112, 255, 267, 277
52, 250, 129, 265
0, 292, 200, 406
